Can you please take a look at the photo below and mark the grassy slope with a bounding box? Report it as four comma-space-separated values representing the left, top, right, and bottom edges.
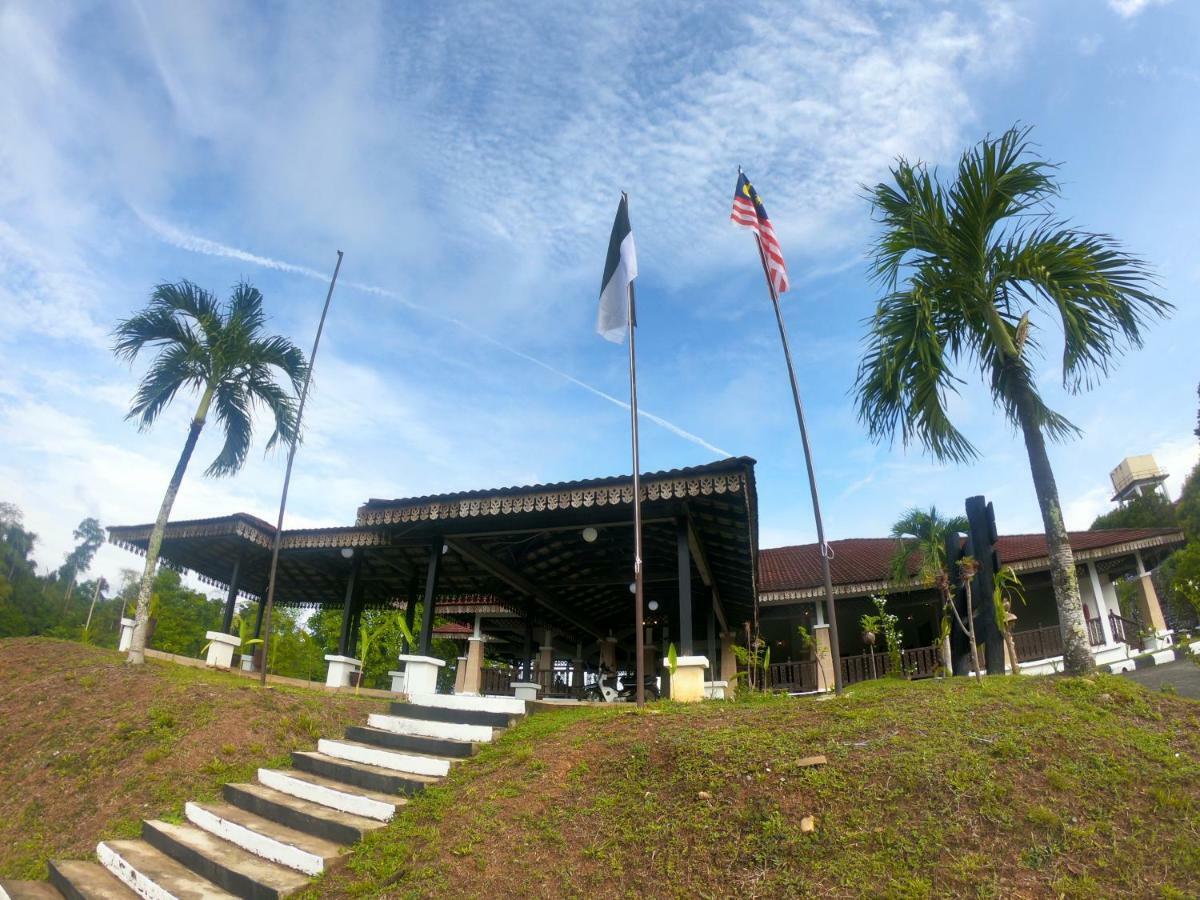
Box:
312, 673, 1200, 899
0, 637, 387, 879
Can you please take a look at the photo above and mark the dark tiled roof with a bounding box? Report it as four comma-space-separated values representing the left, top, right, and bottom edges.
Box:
359, 457, 757, 512
758, 528, 1184, 594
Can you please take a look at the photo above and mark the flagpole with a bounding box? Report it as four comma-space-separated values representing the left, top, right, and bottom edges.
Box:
624, 193, 647, 707
753, 236, 844, 694
259, 250, 344, 686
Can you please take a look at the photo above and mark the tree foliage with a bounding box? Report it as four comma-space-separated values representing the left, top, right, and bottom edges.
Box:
888, 506, 968, 586
1089, 491, 1178, 531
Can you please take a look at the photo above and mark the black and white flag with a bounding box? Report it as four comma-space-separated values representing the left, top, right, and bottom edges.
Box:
596, 194, 638, 343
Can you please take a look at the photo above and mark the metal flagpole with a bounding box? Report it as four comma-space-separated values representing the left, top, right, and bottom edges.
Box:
624, 192, 646, 707
753, 237, 844, 694
259, 250, 345, 686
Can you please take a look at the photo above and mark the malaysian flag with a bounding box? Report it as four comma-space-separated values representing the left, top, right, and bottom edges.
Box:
731, 171, 789, 295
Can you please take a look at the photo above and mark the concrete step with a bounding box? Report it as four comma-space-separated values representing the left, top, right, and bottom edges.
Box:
225, 782, 386, 845
388, 700, 517, 729
184, 801, 345, 876
364, 713, 493, 746
407, 692, 526, 716
97, 837, 239, 899
291, 750, 438, 797
46, 860, 136, 900
139, 819, 310, 899
346, 723, 478, 759
257, 768, 402, 822
0, 880, 65, 900
316, 738, 453, 778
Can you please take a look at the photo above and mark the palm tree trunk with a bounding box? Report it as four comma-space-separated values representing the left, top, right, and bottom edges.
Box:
126, 387, 213, 665
1013, 386, 1093, 675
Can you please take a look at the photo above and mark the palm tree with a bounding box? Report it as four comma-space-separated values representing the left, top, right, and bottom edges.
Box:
888, 506, 968, 586
113, 281, 308, 665
856, 126, 1170, 675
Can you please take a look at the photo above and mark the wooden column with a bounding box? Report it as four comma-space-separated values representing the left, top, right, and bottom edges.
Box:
253, 596, 266, 639
402, 576, 418, 654
417, 538, 443, 656
676, 518, 694, 656
220, 552, 243, 634
337, 555, 362, 656
523, 611, 535, 680
707, 605, 717, 677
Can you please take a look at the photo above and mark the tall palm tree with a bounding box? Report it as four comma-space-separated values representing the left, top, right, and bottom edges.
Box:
113, 281, 308, 665
856, 126, 1170, 675
888, 506, 968, 586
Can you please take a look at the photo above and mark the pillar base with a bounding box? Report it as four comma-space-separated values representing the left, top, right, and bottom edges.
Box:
398, 654, 446, 696
1144, 631, 1174, 652
511, 680, 542, 701
119, 617, 135, 653
453, 655, 468, 694
461, 637, 484, 696
704, 680, 729, 700
204, 631, 240, 669
388, 670, 407, 693
665, 655, 709, 702
240, 654, 256, 672
324, 654, 361, 689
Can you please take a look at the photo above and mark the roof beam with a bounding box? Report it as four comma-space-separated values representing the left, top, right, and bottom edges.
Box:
446, 537, 604, 639
687, 514, 728, 632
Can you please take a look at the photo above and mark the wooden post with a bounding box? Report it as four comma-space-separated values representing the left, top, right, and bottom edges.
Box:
676, 517, 693, 656
418, 538, 442, 656
402, 576, 418, 655
337, 555, 362, 656
220, 552, 243, 634
523, 612, 535, 681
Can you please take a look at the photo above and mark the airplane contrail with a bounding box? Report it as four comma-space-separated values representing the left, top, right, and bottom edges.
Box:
136, 211, 731, 457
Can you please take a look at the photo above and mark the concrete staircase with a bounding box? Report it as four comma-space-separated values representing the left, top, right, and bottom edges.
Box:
0, 693, 527, 900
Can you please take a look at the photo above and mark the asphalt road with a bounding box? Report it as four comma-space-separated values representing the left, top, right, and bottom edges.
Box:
1122, 658, 1200, 700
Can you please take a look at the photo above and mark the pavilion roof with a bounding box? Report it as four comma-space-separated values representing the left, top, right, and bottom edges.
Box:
107, 456, 760, 642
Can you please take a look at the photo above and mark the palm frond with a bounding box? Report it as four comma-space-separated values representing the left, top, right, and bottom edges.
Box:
205, 382, 253, 477
126, 344, 205, 430
244, 371, 299, 452
112, 306, 200, 362
248, 335, 309, 396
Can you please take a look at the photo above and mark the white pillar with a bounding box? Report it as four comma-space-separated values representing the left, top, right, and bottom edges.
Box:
324, 654, 361, 689
665, 654, 709, 702
1134, 550, 1147, 576
1086, 562, 1116, 646
118, 617, 135, 652
398, 653, 446, 696
203, 631, 240, 669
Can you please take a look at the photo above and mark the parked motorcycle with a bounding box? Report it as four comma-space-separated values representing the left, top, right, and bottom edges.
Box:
583, 666, 659, 702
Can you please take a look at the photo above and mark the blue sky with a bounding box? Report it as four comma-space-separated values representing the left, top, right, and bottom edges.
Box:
1, 0, 1197, 590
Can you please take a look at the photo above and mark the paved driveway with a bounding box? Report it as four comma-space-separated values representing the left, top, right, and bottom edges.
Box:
1123, 658, 1200, 700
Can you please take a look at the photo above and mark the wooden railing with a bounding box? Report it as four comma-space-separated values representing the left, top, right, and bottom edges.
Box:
479, 666, 514, 696
1013, 625, 1063, 663
766, 659, 820, 692
838, 645, 939, 685
1085, 616, 1105, 647
1109, 612, 1142, 650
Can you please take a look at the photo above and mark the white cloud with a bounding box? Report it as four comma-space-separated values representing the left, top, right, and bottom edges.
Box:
1077, 34, 1104, 56
1108, 0, 1172, 18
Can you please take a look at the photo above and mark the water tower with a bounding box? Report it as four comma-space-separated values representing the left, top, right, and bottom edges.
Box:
1109, 454, 1169, 505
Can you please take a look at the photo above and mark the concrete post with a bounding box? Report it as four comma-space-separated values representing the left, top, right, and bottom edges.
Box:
1086, 562, 1116, 646
204, 631, 240, 669
813, 624, 835, 692
1135, 573, 1169, 640
719, 631, 737, 696
453, 655, 468, 693
119, 617, 135, 652
665, 655, 708, 702
537, 627, 554, 681
463, 637, 484, 695
599, 636, 618, 670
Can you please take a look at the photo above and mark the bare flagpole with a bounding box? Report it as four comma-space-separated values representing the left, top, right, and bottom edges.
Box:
259, 250, 344, 686
752, 234, 844, 694
624, 192, 647, 707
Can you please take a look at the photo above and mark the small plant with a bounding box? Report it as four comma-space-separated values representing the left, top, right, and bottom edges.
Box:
797, 624, 831, 690
666, 643, 678, 676
993, 566, 1026, 675
860, 595, 903, 677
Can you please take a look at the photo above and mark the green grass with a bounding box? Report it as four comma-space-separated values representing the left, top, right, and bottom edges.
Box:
308, 674, 1200, 899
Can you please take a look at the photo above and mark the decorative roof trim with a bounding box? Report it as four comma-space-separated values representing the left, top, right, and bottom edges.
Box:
759, 578, 926, 605
1005, 532, 1185, 574
356, 472, 747, 526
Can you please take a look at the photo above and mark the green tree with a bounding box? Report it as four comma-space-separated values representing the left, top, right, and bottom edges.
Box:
856, 126, 1170, 675
58, 517, 105, 615
1089, 491, 1178, 531
1176, 462, 1200, 542
147, 568, 223, 656
112, 282, 307, 665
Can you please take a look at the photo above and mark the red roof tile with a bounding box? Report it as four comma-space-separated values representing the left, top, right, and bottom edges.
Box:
758, 528, 1184, 594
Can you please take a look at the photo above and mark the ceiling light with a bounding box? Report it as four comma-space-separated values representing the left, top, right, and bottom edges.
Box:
582, 526, 598, 543
340, 548, 354, 559
647, 600, 659, 612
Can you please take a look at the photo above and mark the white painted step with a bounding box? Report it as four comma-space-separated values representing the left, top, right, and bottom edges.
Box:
184, 801, 342, 876
97, 838, 238, 900
367, 712, 494, 743
407, 692, 526, 716
317, 738, 452, 777
257, 768, 401, 822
